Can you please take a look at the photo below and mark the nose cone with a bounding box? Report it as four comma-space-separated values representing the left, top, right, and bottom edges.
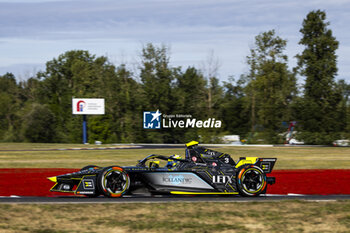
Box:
47, 176, 57, 183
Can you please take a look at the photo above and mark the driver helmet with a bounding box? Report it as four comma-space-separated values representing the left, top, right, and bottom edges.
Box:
166, 154, 182, 169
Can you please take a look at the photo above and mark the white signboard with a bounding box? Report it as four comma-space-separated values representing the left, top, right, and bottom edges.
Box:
72, 98, 105, 115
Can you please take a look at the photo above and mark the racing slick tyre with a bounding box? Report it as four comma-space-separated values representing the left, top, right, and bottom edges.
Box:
236, 165, 267, 197
97, 166, 130, 198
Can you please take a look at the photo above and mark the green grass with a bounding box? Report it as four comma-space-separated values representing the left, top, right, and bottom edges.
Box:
1, 143, 350, 169
1, 201, 350, 232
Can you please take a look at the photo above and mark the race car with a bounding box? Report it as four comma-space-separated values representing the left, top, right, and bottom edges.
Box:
48, 141, 277, 197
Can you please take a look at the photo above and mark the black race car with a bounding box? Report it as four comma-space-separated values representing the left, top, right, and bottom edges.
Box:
48, 141, 277, 197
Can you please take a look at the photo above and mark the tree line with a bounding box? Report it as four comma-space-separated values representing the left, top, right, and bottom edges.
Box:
0, 10, 349, 144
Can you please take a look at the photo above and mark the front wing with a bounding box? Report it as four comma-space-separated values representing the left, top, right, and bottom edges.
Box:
49, 172, 99, 196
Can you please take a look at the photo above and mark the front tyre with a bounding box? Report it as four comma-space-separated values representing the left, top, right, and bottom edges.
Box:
236, 165, 267, 197
98, 166, 130, 198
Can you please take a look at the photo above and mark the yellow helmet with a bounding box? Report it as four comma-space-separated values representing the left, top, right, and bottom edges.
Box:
167, 154, 182, 168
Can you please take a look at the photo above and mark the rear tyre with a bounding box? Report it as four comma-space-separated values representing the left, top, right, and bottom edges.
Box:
97, 166, 130, 198
236, 165, 267, 197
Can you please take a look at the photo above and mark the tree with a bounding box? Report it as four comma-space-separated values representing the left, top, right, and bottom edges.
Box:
140, 44, 176, 112
173, 67, 206, 141
36, 50, 129, 143
0, 73, 22, 141
296, 10, 341, 142
221, 78, 248, 136
335, 80, 350, 132
100, 64, 144, 143
176, 67, 207, 115
23, 104, 56, 142
201, 51, 221, 114
241, 30, 296, 142
139, 43, 180, 142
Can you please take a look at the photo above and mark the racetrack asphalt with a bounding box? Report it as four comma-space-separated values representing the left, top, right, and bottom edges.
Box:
1, 195, 350, 204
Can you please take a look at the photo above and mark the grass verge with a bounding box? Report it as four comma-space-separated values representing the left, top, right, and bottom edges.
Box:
1, 200, 350, 232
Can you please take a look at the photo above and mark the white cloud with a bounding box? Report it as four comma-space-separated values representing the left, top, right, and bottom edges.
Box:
0, 0, 349, 81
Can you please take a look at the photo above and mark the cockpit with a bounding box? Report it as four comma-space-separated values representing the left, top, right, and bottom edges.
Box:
136, 141, 236, 170
185, 141, 236, 166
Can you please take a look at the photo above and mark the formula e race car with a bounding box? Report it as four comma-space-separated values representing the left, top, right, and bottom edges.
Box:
48, 141, 277, 197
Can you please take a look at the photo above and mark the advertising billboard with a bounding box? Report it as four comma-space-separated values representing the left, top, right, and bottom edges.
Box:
72, 98, 105, 115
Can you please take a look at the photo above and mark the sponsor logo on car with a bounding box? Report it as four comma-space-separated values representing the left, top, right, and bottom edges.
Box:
83, 179, 94, 189
212, 175, 234, 186
77, 191, 94, 194
162, 175, 192, 185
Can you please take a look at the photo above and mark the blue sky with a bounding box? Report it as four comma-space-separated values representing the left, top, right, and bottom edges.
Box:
0, 0, 349, 83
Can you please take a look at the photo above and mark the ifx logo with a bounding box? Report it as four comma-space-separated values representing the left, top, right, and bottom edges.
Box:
143, 110, 162, 129
212, 175, 234, 186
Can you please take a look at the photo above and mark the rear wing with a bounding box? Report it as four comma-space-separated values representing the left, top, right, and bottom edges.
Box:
235, 157, 277, 173
255, 158, 277, 173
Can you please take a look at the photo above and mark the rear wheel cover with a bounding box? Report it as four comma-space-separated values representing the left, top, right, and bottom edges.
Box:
98, 167, 130, 197
237, 165, 266, 197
